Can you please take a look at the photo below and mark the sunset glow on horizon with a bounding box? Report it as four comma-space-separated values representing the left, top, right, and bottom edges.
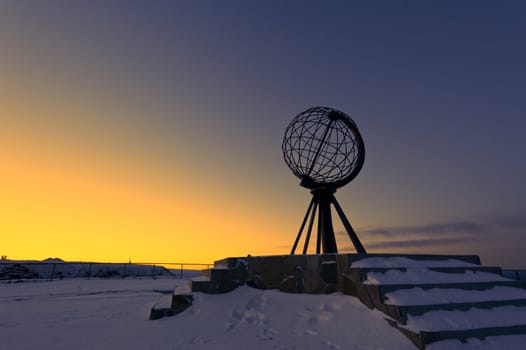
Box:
2, 2, 525, 267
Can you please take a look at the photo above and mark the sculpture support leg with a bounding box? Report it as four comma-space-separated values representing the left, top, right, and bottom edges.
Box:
315, 192, 321, 254
319, 190, 337, 253
302, 201, 318, 254
330, 193, 367, 254
290, 197, 315, 255
290, 189, 367, 255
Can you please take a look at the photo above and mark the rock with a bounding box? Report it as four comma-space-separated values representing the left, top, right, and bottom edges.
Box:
321, 261, 338, 284
279, 276, 300, 293
247, 274, 266, 289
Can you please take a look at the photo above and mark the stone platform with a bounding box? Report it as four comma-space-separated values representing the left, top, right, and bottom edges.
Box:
190, 253, 481, 295
152, 253, 526, 349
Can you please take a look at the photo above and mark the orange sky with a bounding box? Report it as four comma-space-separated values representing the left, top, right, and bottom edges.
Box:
0, 50, 381, 263
1, 73, 313, 262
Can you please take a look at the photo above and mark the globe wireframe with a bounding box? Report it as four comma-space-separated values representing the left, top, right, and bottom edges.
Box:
282, 106, 365, 190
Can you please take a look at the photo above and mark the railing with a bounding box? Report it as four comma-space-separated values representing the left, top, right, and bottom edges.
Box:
3, 262, 524, 283
0, 261, 212, 282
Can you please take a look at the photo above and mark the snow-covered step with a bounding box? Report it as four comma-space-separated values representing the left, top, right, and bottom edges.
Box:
380, 284, 526, 322
352, 266, 503, 279
387, 299, 526, 322
388, 301, 526, 348
384, 285, 526, 306
363, 268, 510, 285
341, 254, 526, 348
190, 267, 243, 294
364, 281, 526, 316
150, 282, 193, 320
377, 280, 526, 297
427, 334, 526, 349
405, 305, 526, 332
349, 255, 481, 268
149, 293, 174, 320
393, 322, 526, 349
190, 275, 212, 293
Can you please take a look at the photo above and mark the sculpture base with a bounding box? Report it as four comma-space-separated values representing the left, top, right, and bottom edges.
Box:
189, 253, 481, 295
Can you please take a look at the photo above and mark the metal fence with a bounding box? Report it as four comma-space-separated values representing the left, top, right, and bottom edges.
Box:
0, 261, 212, 282
2, 261, 525, 283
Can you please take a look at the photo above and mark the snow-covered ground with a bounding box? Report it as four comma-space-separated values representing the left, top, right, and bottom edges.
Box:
0, 278, 416, 349
2, 278, 526, 349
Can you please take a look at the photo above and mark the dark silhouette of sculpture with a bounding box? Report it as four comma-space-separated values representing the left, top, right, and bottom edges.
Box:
283, 106, 367, 254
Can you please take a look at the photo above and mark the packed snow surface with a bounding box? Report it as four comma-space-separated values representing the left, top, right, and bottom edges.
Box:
364, 268, 511, 285
351, 257, 478, 268
0, 278, 416, 350
384, 286, 526, 306
404, 305, 526, 332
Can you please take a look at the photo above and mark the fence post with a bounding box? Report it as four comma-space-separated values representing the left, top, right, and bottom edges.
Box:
151, 264, 156, 279
87, 263, 92, 280
50, 263, 56, 282
180, 264, 184, 279
122, 263, 127, 279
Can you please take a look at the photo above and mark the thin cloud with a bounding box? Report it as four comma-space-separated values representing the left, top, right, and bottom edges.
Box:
279, 213, 526, 253
490, 213, 526, 230
357, 221, 487, 237
364, 236, 478, 250
355, 213, 526, 237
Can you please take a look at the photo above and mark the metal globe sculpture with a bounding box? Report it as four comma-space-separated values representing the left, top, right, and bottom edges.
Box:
283, 106, 365, 190
283, 107, 367, 255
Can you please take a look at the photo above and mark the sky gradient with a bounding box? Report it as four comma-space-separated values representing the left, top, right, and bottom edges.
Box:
1, 1, 525, 267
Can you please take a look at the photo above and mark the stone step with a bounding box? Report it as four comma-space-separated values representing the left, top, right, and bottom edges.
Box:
200, 267, 234, 280
171, 285, 193, 315
190, 273, 241, 294
150, 283, 193, 320
350, 266, 503, 282
362, 269, 510, 286
149, 293, 174, 320
385, 298, 526, 322
348, 253, 482, 267
349, 280, 526, 315
188, 257, 250, 294
339, 253, 526, 348
201, 268, 211, 279
213, 257, 247, 269
190, 276, 212, 293
383, 284, 526, 307
376, 280, 526, 299
390, 321, 526, 349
